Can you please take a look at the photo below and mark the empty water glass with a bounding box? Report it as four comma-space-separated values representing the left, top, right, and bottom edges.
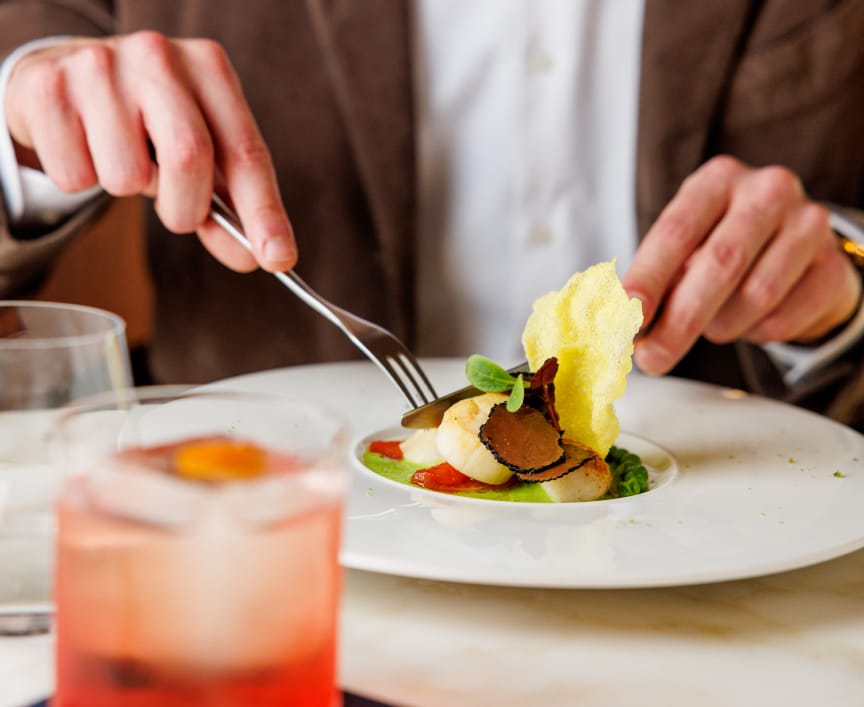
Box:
0, 301, 132, 634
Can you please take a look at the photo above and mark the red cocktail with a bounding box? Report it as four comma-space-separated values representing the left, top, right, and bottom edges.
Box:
53, 390, 347, 707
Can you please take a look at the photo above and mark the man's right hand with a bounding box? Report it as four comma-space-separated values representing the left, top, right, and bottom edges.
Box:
3, 31, 297, 272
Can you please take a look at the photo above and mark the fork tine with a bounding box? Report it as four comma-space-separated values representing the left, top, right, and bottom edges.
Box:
390, 351, 438, 406
341, 328, 437, 408
374, 354, 428, 409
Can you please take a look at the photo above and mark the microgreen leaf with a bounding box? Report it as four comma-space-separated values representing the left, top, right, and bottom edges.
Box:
506, 374, 525, 412
465, 354, 520, 393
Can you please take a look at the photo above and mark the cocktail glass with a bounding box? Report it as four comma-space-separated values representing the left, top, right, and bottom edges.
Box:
52, 387, 348, 707
0, 300, 131, 633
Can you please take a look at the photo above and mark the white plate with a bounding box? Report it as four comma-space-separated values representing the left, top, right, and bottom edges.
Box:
219, 359, 864, 588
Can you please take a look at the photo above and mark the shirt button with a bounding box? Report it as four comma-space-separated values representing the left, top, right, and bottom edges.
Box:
527, 48, 555, 74
529, 225, 552, 246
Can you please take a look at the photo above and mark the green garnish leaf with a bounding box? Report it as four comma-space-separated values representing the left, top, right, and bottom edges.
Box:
606, 445, 650, 497
466, 354, 520, 393
506, 374, 525, 412
617, 466, 648, 496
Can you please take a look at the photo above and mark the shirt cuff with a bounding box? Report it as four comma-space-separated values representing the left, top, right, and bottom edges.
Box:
0, 36, 102, 228
762, 208, 864, 386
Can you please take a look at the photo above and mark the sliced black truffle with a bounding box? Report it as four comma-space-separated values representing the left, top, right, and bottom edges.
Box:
514, 441, 599, 483
525, 356, 560, 431
479, 403, 564, 473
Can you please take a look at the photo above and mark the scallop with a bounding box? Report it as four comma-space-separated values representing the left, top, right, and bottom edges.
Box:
399, 428, 445, 466
435, 393, 513, 485
536, 441, 612, 502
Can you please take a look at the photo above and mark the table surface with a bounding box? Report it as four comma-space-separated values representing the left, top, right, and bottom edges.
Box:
4, 551, 864, 707
3, 361, 864, 706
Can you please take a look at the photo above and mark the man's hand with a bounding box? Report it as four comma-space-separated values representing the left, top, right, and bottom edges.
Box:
622, 155, 861, 375
3, 32, 296, 272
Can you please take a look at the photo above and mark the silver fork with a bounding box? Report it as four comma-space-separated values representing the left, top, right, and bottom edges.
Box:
210, 194, 438, 409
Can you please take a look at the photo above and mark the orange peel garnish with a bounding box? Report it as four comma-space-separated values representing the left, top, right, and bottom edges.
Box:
174, 438, 268, 482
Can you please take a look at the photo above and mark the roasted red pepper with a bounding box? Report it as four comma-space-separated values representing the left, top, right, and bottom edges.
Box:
412, 462, 518, 493
369, 440, 404, 460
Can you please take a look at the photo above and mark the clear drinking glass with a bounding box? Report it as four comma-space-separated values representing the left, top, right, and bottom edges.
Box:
52, 387, 348, 707
0, 301, 131, 632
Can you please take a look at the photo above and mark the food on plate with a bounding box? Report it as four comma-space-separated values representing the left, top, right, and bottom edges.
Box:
436, 392, 512, 485
364, 261, 646, 503
522, 260, 643, 455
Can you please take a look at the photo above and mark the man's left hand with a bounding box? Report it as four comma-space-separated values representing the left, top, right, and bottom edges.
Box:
622, 155, 861, 375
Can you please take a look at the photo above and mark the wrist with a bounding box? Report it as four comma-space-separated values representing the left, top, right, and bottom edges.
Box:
829, 207, 864, 333
829, 205, 864, 255
761, 208, 864, 385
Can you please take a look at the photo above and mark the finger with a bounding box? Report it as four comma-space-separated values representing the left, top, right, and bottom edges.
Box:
634, 167, 798, 374
703, 202, 828, 343
9, 55, 98, 192
125, 32, 215, 234
182, 39, 296, 272
744, 244, 862, 344
622, 156, 746, 328
64, 43, 153, 196
196, 220, 259, 272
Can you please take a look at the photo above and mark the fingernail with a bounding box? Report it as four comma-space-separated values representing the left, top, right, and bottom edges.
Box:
263, 238, 296, 267
635, 341, 671, 376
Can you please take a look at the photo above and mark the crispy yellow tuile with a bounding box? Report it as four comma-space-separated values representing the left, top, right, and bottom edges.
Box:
521, 261, 643, 456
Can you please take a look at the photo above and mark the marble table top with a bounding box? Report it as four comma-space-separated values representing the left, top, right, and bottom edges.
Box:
4, 549, 864, 707
339, 550, 864, 706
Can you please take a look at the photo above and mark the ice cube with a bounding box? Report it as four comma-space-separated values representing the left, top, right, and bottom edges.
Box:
221, 463, 345, 527
87, 464, 208, 529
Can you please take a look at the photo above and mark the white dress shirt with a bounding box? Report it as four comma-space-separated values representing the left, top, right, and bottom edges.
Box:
414, 0, 644, 361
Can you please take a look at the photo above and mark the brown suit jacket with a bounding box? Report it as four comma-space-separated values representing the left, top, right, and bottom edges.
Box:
2, 0, 864, 423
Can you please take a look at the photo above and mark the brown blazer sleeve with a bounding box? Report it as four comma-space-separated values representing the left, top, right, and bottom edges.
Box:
0, 1, 113, 52
0, 196, 109, 296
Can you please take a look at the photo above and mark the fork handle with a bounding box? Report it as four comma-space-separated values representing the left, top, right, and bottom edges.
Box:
149, 140, 341, 329
209, 194, 352, 333
210, 194, 436, 408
